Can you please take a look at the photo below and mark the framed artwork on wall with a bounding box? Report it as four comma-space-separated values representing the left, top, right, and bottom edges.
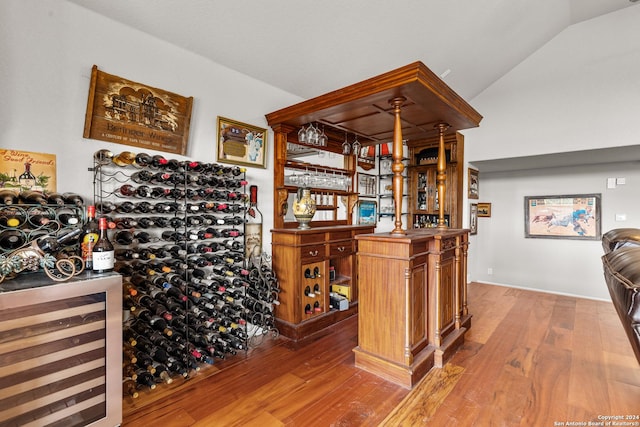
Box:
216, 116, 267, 169
357, 200, 377, 225
477, 202, 491, 217
470, 203, 478, 235
83, 65, 193, 155
468, 168, 479, 199
524, 193, 601, 240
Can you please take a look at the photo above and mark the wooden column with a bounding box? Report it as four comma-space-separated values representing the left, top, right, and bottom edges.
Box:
390, 97, 407, 235
436, 123, 450, 229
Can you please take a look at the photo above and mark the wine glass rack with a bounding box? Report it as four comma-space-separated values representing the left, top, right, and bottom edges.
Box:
92, 151, 280, 400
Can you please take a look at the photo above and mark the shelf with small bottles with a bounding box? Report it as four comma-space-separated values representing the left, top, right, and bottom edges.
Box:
91, 149, 281, 401
377, 148, 410, 220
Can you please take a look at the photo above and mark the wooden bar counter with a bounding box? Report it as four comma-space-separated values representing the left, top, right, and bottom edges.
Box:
353, 228, 471, 388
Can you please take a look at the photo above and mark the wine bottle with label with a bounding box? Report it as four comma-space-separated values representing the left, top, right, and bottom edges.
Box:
80, 205, 99, 269
92, 217, 115, 273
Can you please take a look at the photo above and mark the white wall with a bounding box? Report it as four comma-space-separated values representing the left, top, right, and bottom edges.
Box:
463, 7, 640, 300
0, 0, 304, 253
468, 162, 640, 300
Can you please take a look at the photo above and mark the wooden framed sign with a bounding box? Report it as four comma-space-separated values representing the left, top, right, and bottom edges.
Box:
83, 65, 193, 155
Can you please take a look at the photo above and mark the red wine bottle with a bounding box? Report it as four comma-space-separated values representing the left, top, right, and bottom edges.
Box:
134, 152, 152, 168
80, 205, 99, 269
92, 217, 115, 273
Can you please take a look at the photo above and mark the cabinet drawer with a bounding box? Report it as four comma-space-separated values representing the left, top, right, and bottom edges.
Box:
329, 241, 353, 257
300, 244, 326, 263
329, 230, 352, 241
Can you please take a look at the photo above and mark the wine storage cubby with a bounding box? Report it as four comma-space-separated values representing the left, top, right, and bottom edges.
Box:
301, 261, 327, 319
91, 150, 280, 401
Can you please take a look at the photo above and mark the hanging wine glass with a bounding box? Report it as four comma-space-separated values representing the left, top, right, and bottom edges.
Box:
298, 125, 307, 143
306, 123, 319, 145
352, 135, 361, 157
342, 133, 351, 155
318, 126, 328, 147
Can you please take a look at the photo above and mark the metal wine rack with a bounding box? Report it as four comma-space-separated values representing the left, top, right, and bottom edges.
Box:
91, 151, 280, 398
0, 203, 85, 257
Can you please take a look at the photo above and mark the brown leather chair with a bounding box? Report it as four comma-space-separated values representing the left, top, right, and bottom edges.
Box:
601, 245, 640, 364
602, 228, 640, 253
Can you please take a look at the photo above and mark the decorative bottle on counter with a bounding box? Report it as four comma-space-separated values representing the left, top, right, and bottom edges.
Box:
92, 217, 115, 273
80, 205, 99, 270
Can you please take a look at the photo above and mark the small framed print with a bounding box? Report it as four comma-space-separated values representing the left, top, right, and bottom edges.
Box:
468, 168, 479, 199
357, 200, 377, 225
217, 116, 267, 169
469, 203, 478, 235
477, 202, 491, 217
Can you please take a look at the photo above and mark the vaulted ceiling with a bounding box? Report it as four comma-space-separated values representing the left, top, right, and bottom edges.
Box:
69, 0, 637, 102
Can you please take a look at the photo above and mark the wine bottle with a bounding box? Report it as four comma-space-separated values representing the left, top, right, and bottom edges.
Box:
123, 378, 140, 399
26, 206, 54, 230
96, 201, 117, 214
112, 151, 136, 167
93, 149, 113, 165
113, 217, 138, 229
164, 159, 182, 171
0, 229, 26, 250
62, 192, 84, 206
134, 201, 153, 214
0, 189, 18, 205
79, 205, 99, 269
18, 163, 37, 190
92, 217, 115, 273
119, 184, 137, 197
116, 201, 136, 213
33, 228, 82, 254
131, 170, 153, 184
19, 190, 47, 205
151, 155, 168, 169
0, 207, 26, 228
137, 217, 155, 229
134, 152, 152, 168
57, 209, 81, 226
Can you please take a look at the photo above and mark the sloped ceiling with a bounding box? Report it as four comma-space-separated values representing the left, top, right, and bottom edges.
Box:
68, 0, 636, 101
68, 0, 640, 171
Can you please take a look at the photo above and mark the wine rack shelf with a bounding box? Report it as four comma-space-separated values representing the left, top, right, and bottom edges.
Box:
0, 203, 85, 255
92, 151, 280, 403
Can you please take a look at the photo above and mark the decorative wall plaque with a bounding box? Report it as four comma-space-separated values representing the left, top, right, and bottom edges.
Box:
83, 65, 193, 155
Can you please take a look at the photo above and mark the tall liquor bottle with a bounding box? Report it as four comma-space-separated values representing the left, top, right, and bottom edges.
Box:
245, 185, 262, 259
92, 217, 115, 273
18, 163, 37, 190
80, 205, 99, 270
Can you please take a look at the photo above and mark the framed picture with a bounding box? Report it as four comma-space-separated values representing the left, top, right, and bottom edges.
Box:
477, 202, 491, 217
356, 173, 377, 198
217, 116, 267, 169
469, 203, 478, 235
524, 194, 601, 240
83, 65, 193, 155
468, 168, 479, 199
357, 200, 377, 225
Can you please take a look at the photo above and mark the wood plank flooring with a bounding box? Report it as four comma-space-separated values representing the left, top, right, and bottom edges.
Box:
122, 283, 640, 426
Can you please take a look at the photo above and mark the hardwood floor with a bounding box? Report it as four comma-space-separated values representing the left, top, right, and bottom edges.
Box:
122, 283, 640, 426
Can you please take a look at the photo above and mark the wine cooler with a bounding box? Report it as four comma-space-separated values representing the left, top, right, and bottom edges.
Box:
0, 272, 123, 427
91, 150, 280, 401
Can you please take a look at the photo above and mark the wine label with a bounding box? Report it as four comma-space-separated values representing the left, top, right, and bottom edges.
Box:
92, 250, 115, 271
81, 233, 99, 262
